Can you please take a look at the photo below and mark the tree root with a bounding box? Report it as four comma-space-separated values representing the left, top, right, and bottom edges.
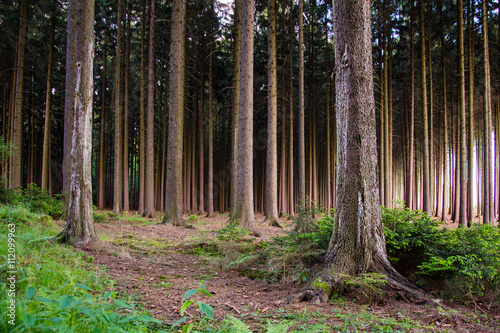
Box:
262, 216, 282, 228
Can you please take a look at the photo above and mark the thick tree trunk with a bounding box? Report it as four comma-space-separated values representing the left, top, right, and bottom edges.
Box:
164, 0, 186, 226
304, 0, 413, 302
231, 0, 260, 237
57, 0, 97, 247
264, 0, 280, 227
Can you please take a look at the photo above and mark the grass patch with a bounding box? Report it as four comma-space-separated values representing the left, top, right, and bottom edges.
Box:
0, 204, 167, 332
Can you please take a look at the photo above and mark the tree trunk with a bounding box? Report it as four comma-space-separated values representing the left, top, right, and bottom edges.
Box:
482, 0, 493, 225
231, 0, 260, 237
467, 0, 475, 223
207, 1, 215, 218
309, 0, 409, 301
11, 0, 28, 189
113, 0, 124, 214
164, 0, 186, 226
288, 0, 295, 216
298, 0, 306, 205
41, 14, 56, 192
230, 0, 241, 219
420, 0, 431, 214
97, 38, 107, 210
265, 0, 280, 227
138, 0, 147, 215
144, 0, 156, 218
123, 6, 131, 212
406, 0, 415, 210
57, 0, 98, 247
458, 0, 468, 227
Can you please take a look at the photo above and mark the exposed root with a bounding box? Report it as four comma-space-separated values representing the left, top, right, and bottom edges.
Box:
263, 216, 282, 228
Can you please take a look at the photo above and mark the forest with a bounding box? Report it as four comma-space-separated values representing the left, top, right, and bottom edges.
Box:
1, 0, 500, 332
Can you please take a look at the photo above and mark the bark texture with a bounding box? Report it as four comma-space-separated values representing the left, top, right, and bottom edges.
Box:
164, 0, 186, 226
57, 0, 98, 247
264, 0, 280, 227
231, 0, 260, 236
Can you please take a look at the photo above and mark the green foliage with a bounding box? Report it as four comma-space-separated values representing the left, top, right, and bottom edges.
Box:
173, 284, 214, 333
383, 202, 500, 301
0, 204, 166, 332
216, 225, 251, 242
312, 279, 330, 296
0, 182, 62, 219
188, 214, 200, 223
417, 225, 500, 298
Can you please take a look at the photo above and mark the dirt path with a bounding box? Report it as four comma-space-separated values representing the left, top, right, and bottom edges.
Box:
69, 212, 500, 332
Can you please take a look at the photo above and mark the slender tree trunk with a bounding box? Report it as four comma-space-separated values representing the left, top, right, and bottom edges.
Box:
420, 0, 431, 214
231, 0, 260, 236
482, 0, 493, 225
406, 1, 415, 210
288, 0, 295, 215
144, 0, 156, 218
265, 0, 280, 227
207, 1, 215, 217
11, 0, 28, 189
57, 0, 97, 247
230, 0, 241, 219
113, 0, 124, 214
164, 0, 186, 226
298, 0, 306, 205
458, 0, 468, 227
41, 14, 56, 192
198, 31, 205, 215
123, 7, 131, 212
138, 0, 147, 215
97, 40, 107, 209
467, 0, 475, 223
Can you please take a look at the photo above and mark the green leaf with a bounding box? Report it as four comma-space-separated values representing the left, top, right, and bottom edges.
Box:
59, 295, 74, 311
182, 288, 198, 301
117, 315, 139, 323
199, 289, 212, 297
182, 322, 194, 333
22, 313, 36, 328
180, 299, 193, 315
75, 283, 93, 292
77, 306, 96, 319
26, 286, 36, 300
113, 299, 132, 309
140, 315, 163, 324
198, 302, 214, 320
103, 291, 112, 301
171, 317, 187, 328
34, 296, 57, 304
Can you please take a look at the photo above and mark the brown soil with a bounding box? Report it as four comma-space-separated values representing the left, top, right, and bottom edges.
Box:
56, 212, 500, 332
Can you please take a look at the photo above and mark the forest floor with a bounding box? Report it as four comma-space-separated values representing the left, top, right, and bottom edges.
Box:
56, 212, 500, 332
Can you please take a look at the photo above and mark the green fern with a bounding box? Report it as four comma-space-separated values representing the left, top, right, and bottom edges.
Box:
224, 316, 252, 333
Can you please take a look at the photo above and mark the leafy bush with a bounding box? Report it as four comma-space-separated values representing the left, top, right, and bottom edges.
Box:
383, 202, 500, 301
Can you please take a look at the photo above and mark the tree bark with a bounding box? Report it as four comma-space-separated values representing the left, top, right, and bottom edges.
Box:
230, 0, 241, 219
97, 38, 107, 210
298, 0, 306, 205
123, 6, 131, 212
264, 0, 280, 227
482, 0, 493, 225
164, 0, 186, 226
207, 0, 215, 218
406, 0, 415, 210
467, 0, 475, 223
231, 0, 260, 236
41, 14, 56, 192
144, 0, 156, 218
57, 0, 98, 247
11, 0, 28, 189
138, 0, 147, 215
458, 0, 468, 227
